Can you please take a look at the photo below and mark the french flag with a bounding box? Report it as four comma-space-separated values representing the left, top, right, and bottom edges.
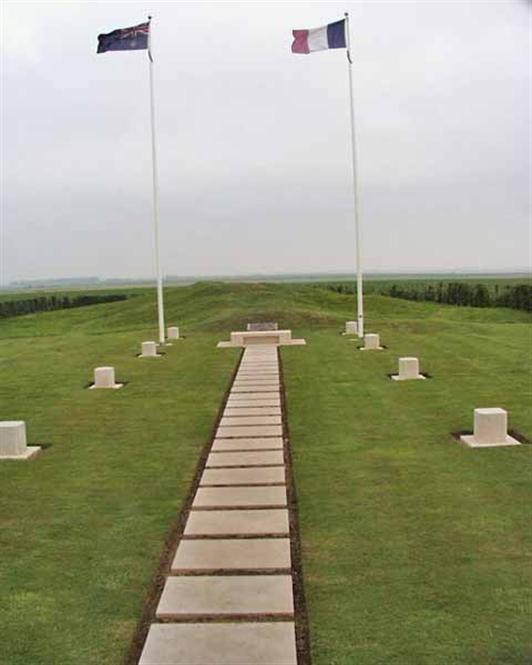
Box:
291, 18, 346, 55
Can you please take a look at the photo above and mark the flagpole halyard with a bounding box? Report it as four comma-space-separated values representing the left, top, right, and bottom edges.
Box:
344, 12, 364, 338
147, 16, 166, 345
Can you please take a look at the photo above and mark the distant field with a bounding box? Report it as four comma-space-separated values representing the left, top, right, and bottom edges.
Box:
1, 281, 531, 664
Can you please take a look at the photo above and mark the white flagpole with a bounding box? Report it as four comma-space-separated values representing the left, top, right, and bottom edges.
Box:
344, 12, 364, 338
147, 16, 165, 345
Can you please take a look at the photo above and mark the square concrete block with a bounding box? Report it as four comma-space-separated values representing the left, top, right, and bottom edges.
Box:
392, 357, 425, 381
0, 421, 41, 460
167, 326, 180, 339
91, 366, 123, 389
200, 466, 286, 485
207, 450, 285, 467
171, 538, 291, 572
156, 575, 294, 618
216, 425, 283, 439
184, 509, 289, 536
460, 408, 521, 447
362, 333, 382, 350
343, 321, 358, 335
0, 420, 27, 456
223, 407, 282, 417
212, 437, 283, 451
141, 341, 160, 357
193, 486, 287, 508
139, 622, 297, 665
219, 416, 282, 428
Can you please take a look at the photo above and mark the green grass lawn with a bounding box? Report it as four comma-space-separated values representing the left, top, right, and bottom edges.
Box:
1, 281, 531, 664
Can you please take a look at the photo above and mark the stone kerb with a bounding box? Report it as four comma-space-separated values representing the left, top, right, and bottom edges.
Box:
392, 357, 425, 381
460, 408, 521, 448
0, 421, 41, 460
90, 366, 123, 389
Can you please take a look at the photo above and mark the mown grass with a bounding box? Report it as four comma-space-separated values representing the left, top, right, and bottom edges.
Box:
283, 315, 532, 664
0, 281, 531, 664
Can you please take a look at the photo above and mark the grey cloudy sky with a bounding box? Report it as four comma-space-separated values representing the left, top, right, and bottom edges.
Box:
1, 1, 530, 284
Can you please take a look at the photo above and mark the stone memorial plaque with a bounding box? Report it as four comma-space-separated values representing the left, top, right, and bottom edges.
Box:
247, 322, 279, 331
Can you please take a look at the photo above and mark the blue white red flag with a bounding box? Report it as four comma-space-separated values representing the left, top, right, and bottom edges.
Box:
291, 19, 346, 54
97, 22, 149, 53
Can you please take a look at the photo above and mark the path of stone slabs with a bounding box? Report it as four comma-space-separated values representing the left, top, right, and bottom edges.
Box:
139, 345, 298, 665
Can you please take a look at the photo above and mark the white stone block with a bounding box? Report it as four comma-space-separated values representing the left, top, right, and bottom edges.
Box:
344, 321, 358, 335
167, 326, 180, 339
141, 341, 159, 357
92, 366, 122, 389
0, 421, 41, 460
363, 333, 382, 350
225, 330, 303, 347
0, 421, 27, 456
392, 357, 425, 381
460, 408, 520, 448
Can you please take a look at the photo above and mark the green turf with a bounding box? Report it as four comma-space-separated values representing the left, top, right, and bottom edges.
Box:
282, 321, 532, 664
0, 281, 531, 664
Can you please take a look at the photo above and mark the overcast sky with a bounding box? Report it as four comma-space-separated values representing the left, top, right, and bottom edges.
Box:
1, 1, 530, 284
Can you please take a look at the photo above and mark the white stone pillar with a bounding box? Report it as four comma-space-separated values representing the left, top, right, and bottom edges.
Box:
167, 326, 179, 340
460, 408, 520, 447
141, 341, 159, 357
0, 421, 41, 460
363, 333, 381, 350
344, 321, 358, 335
94, 366, 117, 388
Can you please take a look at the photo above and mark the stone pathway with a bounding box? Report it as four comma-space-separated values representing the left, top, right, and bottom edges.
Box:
139, 345, 303, 665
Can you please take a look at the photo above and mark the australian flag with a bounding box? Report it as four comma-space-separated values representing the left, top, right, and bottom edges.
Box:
97, 22, 149, 53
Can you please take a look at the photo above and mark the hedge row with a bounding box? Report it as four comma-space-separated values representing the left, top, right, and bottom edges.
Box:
0, 293, 128, 319
327, 282, 532, 312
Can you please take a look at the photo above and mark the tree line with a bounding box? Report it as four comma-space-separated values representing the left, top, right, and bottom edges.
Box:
327, 282, 532, 312
0, 293, 128, 319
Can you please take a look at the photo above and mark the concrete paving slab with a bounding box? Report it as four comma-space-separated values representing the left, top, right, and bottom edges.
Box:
193, 486, 287, 508
239, 358, 279, 369
171, 538, 291, 572
230, 386, 280, 394
200, 466, 286, 485
139, 622, 297, 665
226, 398, 281, 408
227, 394, 281, 403
156, 575, 294, 618
216, 425, 283, 439
212, 437, 283, 451
223, 407, 282, 417
184, 509, 289, 536
240, 360, 278, 365
219, 416, 282, 427
234, 378, 280, 385
236, 376, 279, 382
207, 450, 285, 467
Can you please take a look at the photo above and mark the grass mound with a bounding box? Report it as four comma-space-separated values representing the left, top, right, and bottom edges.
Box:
0, 281, 530, 664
